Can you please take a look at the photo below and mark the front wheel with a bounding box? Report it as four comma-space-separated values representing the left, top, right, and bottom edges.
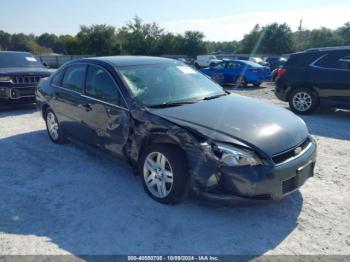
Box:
140, 144, 190, 204
289, 88, 319, 114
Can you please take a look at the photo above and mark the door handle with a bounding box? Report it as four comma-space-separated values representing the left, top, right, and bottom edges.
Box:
82, 103, 92, 112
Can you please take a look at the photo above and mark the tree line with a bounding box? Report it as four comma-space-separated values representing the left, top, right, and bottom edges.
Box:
1, 17, 350, 57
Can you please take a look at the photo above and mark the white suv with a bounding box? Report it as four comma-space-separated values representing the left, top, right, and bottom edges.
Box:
194, 55, 222, 68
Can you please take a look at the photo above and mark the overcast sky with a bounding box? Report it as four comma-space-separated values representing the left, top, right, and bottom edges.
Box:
1, 0, 349, 41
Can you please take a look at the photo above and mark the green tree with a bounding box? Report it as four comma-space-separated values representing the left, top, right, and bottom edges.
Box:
9, 33, 51, 54
64, 35, 82, 55
206, 41, 238, 54
181, 31, 207, 57
118, 16, 163, 55
76, 24, 121, 55
0, 30, 12, 50
236, 24, 262, 54
308, 27, 343, 48
337, 22, 350, 45
259, 23, 294, 54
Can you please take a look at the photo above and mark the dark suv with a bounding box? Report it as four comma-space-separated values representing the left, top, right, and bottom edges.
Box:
0, 51, 51, 104
275, 47, 350, 114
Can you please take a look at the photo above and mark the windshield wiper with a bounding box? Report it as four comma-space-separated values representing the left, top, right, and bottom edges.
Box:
148, 100, 198, 108
201, 93, 227, 101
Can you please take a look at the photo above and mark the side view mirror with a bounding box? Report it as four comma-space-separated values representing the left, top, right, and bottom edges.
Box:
42, 62, 49, 68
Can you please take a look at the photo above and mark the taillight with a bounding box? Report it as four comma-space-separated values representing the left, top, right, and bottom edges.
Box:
277, 68, 287, 76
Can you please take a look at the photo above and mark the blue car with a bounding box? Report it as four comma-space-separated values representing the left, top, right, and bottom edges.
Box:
201, 60, 271, 87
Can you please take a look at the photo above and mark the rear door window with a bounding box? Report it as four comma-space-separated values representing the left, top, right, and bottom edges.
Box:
62, 64, 87, 93
227, 62, 242, 68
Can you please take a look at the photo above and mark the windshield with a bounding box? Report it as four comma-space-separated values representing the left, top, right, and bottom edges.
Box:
0, 53, 44, 68
119, 63, 225, 107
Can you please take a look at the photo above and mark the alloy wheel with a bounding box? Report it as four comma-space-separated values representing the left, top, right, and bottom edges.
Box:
143, 152, 174, 199
46, 112, 59, 141
292, 92, 312, 112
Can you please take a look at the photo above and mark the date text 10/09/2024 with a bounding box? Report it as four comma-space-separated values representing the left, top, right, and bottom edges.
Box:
127, 256, 219, 261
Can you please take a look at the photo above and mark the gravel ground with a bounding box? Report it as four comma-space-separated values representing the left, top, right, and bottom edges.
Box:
0, 84, 349, 257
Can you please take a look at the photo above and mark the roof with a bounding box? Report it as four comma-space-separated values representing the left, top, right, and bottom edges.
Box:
84, 56, 177, 67
303, 46, 350, 53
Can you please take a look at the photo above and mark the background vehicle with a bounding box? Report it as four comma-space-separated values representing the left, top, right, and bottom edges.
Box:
201, 60, 271, 86
265, 57, 287, 71
0, 51, 51, 104
275, 46, 350, 114
249, 57, 269, 66
194, 55, 222, 68
36, 56, 316, 205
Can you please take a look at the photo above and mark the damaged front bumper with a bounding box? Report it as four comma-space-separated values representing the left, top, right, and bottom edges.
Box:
192, 137, 317, 202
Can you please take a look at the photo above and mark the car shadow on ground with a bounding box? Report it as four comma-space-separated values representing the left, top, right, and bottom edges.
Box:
0, 103, 37, 118
0, 130, 303, 256
300, 109, 350, 141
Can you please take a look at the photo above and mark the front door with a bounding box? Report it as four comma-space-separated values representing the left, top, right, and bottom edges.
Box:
81, 64, 130, 158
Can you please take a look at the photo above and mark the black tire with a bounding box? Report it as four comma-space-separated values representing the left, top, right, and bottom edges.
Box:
253, 82, 261, 87
45, 108, 66, 144
235, 76, 247, 87
139, 144, 190, 204
211, 73, 224, 85
288, 88, 319, 115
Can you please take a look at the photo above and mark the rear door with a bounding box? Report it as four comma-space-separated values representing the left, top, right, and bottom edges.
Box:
50, 64, 89, 141
225, 61, 243, 82
80, 64, 130, 158
312, 53, 350, 107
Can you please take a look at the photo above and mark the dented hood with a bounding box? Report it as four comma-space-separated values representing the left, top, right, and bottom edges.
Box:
148, 94, 309, 156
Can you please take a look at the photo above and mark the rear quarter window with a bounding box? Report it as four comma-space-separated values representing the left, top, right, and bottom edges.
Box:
51, 70, 64, 86
315, 54, 350, 70
285, 53, 321, 67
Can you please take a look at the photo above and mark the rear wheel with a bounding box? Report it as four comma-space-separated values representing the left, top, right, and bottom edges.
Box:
289, 88, 318, 114
45, 109, 66, 144
140, 144, 190, 204
235, 76, 247, 87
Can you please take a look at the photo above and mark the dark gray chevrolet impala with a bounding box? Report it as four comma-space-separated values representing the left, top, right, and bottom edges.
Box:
36, 56, 317, 204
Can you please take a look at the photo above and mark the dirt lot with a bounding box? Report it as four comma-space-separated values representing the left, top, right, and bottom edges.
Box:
0, 84, 349, 256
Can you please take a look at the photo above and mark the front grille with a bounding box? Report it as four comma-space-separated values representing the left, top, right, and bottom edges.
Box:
11, 76, 42, 85
272, 138, 311, 165
10, 87, 36, 99
282, 176, 297, 194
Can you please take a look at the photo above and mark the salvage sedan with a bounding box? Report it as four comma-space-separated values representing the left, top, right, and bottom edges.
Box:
36, 56, 317, 204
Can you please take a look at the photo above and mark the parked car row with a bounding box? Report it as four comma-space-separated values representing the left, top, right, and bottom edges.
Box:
2, 47, 349, 205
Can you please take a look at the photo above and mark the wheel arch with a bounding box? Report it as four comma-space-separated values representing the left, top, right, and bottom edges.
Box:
138, 133, 184, 164
41, 103, 50, 119
286, 84, 320, 100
